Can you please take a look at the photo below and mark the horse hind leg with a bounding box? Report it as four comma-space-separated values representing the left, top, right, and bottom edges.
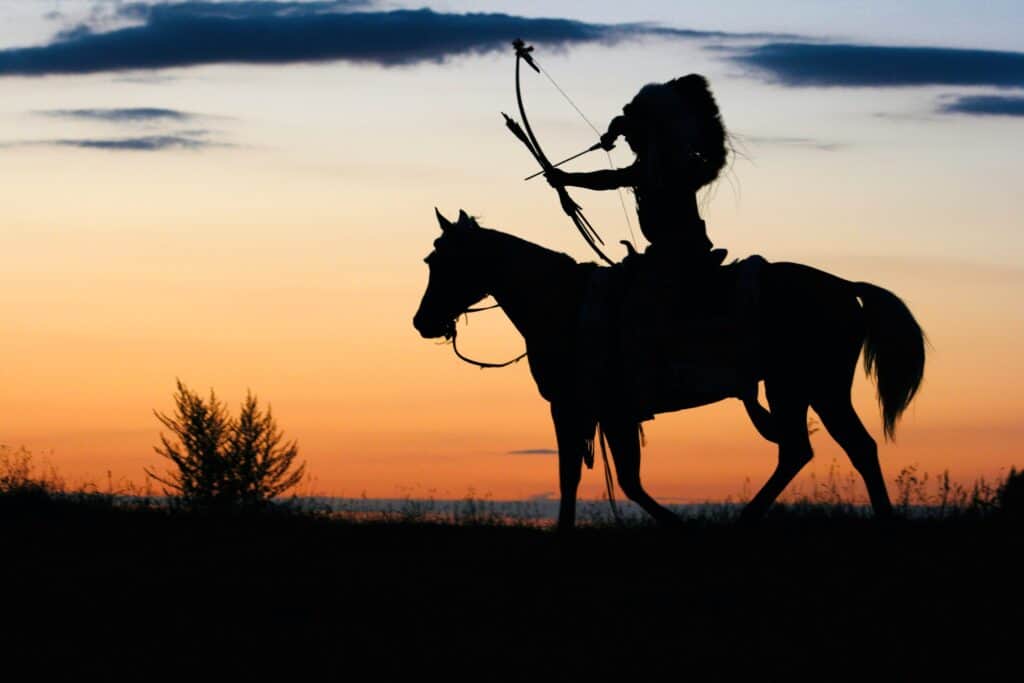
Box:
601, 417, 683, 527
740, 397, 813, 523
812, 396, 893, 518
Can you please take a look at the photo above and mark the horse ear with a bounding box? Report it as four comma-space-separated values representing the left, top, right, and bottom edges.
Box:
457, 209, 474, 227
435, 207, 452, 232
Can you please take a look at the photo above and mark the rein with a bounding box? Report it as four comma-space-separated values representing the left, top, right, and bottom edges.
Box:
449, 302, 528, 369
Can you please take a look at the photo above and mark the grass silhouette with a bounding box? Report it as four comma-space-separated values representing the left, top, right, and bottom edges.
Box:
3, 445, 1021, 678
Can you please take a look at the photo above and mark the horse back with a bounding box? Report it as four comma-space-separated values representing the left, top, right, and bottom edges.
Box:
760, 261, 865, 343
606, 255, 768, 418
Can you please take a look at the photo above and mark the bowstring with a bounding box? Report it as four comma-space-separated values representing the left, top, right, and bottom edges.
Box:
536, 63, 637, 247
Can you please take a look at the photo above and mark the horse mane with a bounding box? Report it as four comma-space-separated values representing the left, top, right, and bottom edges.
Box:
473, 224, 584, 273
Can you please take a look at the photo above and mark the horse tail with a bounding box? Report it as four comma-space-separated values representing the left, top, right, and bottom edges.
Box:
853, 282, 927, 440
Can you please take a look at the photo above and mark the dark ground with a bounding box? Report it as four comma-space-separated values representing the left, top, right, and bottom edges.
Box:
2, 498, 1021, 679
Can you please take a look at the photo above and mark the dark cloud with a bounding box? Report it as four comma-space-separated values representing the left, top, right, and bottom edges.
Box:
938, 94, 1024, 117
53, 24, 97, 42
506, 449, 557, 455
3, 3, 780, 77
1, 6, 609, 76
51, 134, 214, 151
732, 42, 1024, 88
39, 107, 195, 122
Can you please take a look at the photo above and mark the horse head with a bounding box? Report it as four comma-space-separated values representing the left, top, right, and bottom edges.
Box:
413, 209, 490, 339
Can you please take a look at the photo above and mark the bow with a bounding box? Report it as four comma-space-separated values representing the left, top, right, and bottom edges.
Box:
502, 39, 615, 265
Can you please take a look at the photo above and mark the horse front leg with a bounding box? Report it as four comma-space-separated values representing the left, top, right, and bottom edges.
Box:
601, 416, 684, 527
551, 402, 585, 532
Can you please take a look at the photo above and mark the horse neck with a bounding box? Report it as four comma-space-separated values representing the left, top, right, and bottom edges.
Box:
477, 229, 582, 339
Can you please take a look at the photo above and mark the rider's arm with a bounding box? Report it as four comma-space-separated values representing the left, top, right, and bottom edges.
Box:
547, 163, 637, 191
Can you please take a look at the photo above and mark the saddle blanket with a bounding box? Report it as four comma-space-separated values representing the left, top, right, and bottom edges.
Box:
577, 254, 767, 420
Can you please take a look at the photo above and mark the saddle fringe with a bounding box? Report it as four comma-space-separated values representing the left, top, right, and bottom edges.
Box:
597, 425, 623, 525
589, 422, 643, 525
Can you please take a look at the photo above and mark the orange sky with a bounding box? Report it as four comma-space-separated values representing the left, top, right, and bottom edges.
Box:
2, 11, 1022, 502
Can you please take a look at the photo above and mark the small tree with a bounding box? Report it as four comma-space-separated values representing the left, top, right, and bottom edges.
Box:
147, 380, 305, 509
997, 467, 1024, 521
225, 392, 305, 505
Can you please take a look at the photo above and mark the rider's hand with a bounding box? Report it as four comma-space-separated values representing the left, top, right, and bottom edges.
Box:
545, 168, 569, 188
601, 115, 627, 150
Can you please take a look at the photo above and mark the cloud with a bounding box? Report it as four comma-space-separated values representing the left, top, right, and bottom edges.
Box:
741, 135, 843, 151
112, 73, 179, 84
50, 134, 215, 150
23, 103, 226, 152
506, 448, 557, 455
938, 94, 1024, 117
3, 3, 786, 77
115, 1, 372, 22
630, 24, 796, 42
732, 42, 1024, 88
39, 107, 195, 122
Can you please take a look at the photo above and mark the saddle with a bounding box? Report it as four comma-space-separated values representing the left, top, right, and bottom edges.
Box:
577, 249, 767, 421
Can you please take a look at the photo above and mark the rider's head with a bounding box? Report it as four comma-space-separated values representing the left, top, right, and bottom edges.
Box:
615, 74, 728, 191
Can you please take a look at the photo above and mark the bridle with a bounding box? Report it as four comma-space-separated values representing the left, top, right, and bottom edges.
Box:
447, 301, 527, 369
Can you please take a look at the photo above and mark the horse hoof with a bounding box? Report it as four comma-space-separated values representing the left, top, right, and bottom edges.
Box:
737, 508, 763, 527
657, 515, 685, 529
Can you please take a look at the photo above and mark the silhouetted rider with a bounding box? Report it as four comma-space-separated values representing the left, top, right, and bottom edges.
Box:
546, 74, 728, 275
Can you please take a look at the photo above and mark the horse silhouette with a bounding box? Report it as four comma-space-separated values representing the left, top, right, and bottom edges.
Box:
414, 209, 926, 530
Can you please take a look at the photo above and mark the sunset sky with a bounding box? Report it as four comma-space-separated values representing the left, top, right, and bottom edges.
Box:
2, 1, 1022, 502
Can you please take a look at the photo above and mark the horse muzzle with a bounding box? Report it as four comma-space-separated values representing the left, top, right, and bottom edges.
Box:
413, 313, 455, 340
